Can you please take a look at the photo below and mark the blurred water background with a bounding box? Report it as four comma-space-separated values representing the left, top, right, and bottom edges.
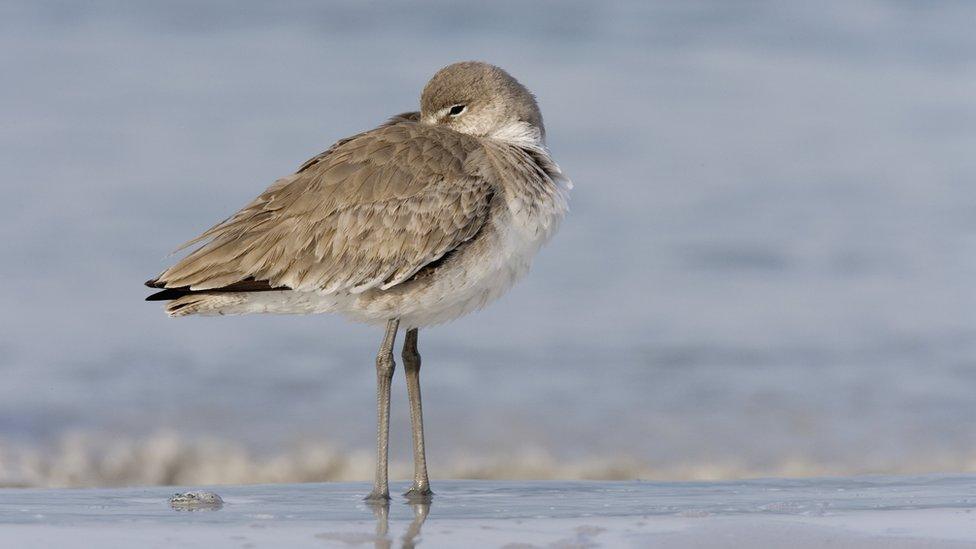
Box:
1, 1, 975, 487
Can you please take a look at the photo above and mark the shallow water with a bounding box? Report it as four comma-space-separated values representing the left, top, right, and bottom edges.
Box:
1, 1, 975, 486
1, 476, 975, 547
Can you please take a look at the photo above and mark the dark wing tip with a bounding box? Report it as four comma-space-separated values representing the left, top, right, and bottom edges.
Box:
145, 277, 284, 301
146, 288, 191, 301
145, 277, 188, 301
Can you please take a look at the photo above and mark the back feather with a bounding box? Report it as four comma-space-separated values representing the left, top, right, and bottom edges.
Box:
149, 113, 495, 296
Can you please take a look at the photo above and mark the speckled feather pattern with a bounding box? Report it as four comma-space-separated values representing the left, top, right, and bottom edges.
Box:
158, 117, 492, 294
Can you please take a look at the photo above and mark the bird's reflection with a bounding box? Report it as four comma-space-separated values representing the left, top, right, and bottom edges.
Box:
366, 499, 430, 549
367, 501, 391, 549
401, 501, 429, 549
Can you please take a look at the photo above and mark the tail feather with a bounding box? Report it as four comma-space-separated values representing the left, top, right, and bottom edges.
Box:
145, 277, 330, 317
165, 293, 248, 317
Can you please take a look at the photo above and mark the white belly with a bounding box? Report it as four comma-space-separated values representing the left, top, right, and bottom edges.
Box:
346, 185, 567, 327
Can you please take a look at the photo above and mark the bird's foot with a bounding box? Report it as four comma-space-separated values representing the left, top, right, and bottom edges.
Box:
403, 485, 433, 502
364, 489, 391, 502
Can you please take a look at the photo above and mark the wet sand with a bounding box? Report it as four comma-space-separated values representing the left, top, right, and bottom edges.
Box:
0, 475, 974, 547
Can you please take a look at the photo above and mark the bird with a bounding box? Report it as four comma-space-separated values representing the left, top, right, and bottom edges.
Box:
145, 61, 571, 501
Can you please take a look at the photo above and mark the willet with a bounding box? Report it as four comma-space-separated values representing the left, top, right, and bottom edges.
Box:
146, 61, 571, 501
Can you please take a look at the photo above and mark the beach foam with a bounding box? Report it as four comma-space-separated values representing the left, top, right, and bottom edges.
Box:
3, 432, 976, 488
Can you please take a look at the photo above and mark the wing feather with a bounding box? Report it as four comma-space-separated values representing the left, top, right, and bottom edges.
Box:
153, 115, 493, 294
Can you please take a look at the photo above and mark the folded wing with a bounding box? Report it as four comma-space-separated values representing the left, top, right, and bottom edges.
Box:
148, 115, 494, 295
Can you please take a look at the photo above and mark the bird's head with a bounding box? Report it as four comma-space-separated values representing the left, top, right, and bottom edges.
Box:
420, 61, 545, 147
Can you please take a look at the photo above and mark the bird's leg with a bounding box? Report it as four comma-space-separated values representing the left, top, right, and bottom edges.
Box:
402, 328, 433, 501
366, 318, 400, 502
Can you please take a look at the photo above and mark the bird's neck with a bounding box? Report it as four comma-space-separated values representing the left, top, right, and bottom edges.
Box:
487, 121, 545, 149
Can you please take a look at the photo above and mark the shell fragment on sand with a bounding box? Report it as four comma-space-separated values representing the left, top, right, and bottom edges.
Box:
169, 490, 224, 510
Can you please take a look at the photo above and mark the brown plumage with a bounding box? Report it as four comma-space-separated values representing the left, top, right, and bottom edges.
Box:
147, 113, 494, 298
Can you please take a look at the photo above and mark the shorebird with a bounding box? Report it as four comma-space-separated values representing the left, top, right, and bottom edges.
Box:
146, 61, 570, 501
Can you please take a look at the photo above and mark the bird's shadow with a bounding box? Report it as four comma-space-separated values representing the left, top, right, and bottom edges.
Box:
366, 499, 430, 549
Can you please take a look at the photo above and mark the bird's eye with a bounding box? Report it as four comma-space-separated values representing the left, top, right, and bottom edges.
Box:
448, 105, 466, 116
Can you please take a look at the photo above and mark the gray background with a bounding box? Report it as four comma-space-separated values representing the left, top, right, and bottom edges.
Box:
1, 1, 974, 486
